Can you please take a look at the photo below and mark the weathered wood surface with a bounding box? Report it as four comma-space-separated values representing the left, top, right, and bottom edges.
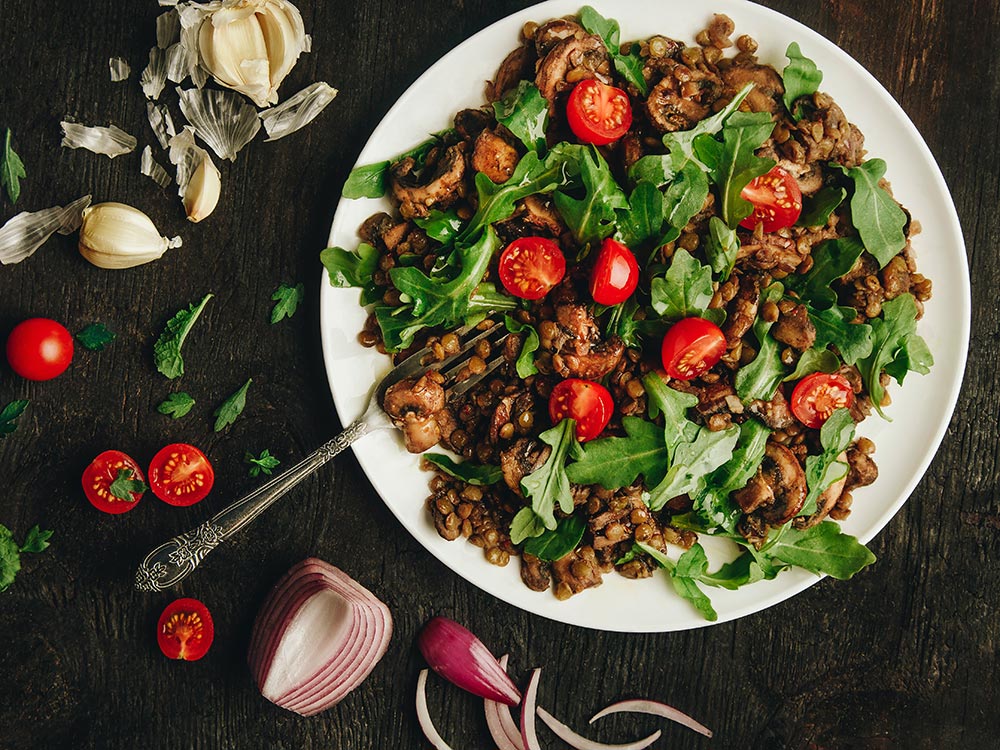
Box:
0, 0, 995, 747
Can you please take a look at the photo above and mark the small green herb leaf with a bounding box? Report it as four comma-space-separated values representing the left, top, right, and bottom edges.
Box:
157, 392, 195, 419
578, 6, 648, 95
735, 283, 788, 401
782, 42, 823, 120
20, 526, 52, 554
343, 161, 390, 199
504, 316, 540, 378
424, 453, 502, 486
270, 282, 305, 324
650, 248, 724, 324
647, 425, 740, 511
566, 417, 669, 490
693, 418, 771, 531
245, 449, 280, 477
75, 322, 116, 351
797, 185, 846, 227
703, 216, 739, 281
523, 514, 586, 561
154, 293, 213, 379
109, 468, 147, 501
808, 304, 874, 366
1, 128, 26, 204
320, 243, 379, 289
521, 419, 583, 530
615, 181, 664, 248
492, 80, 549, 152
553, 145, 629, 246
0, 523, 53, 592
789, 237, 864, 310
766, 521, 876, 579
414, 209, 464, 244
510, 506, 547, 545
214, 378, 252, 432
832, 160, 908, 268
637, 542, 718, 621
0, 400, 29, 437
661, 162, 710, 241
783, 347, 841, 382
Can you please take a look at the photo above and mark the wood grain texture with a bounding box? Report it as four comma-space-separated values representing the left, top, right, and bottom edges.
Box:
0, 0, 994, 747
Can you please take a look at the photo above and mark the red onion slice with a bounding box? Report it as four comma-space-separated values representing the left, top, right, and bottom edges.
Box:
416, 669, 457, 750
418, 616, 521, 706
520, 668, 542, 750
484, 655, 522, 750
537, 706, 662, 750
590, 699, 713, 738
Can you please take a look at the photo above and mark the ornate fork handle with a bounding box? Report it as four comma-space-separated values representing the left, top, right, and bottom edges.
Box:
135, 419, 370, 592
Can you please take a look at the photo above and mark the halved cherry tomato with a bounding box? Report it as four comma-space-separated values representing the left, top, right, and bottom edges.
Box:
589, 238, 639, 305
739, 166, 803, 232
6, 318, 74, 381
157, 598, 214, 661
566, 79, 632, 146
148, 443, 215, 507
790, 372, 855, 429
661, 317, 727, 381
548, 378, 614, 442
82, 450, 146, 514
498, 236, 566, 300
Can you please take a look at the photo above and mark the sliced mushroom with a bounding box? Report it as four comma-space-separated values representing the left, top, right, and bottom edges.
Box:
471, 128, 520, 184
389, 142, 467, 220
534, 33, 610, 110
645, 60, 721, 132
734, 442, 807, 526
499, 438, 551, 496
486, 43, 536, 102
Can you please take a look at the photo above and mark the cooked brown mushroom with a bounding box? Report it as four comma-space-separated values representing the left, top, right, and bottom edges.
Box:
794, 451, 849, 529
645, 60, 721, 132
534, 33, 611, 110
382, 373, 455, 453
389, 142, 467, 220
499, 438, 551, 496
471, 128, 520, 184
734, 442, 807, 526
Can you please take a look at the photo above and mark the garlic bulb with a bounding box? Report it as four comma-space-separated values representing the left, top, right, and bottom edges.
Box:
79, 203, 182, 269
198, 0, 307, 107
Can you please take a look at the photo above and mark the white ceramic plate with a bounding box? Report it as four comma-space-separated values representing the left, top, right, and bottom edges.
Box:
320, 0, 970, 632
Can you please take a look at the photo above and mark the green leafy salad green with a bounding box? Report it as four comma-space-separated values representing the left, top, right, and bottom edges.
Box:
322, 7, 933, 619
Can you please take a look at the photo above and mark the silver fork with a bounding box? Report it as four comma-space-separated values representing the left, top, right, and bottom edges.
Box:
134, 320, 509, 592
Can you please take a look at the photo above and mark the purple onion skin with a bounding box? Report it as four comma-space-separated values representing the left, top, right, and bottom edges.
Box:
418, 617, 521, 706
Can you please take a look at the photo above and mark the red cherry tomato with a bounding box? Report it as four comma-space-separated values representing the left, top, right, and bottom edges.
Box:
82, 450, 146, 514
148, 443, 215, 507
790, 372, 856, 429
566, 79, 633, 146
589, 238, 639, 305
157, 598, 214, 661
6, 318, 74, 381
739, 166, 803, 232
548, 378, 614, 442
661, 317, 727, 381
497, 237, 566, 300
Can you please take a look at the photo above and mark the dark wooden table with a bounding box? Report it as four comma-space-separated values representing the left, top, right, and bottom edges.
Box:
0, 0, 994, 747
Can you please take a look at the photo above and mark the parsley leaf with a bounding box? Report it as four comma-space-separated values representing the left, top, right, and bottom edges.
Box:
0, 523, 53, 592
832, 160, 908, 268
650, 248, 724, 324
0, 400, 29, 437
245, 449, 281, 477
214, 378, 252, 432
1, 128, 26, 204
424, 453, 502, 486
801, 408, 855, 516
75, 322, 116, 351
566, 416, 670, 489
157, 392, 195, 419
553, 144, 629, 246
270, 283, 304, 323
857, 293, 932, 418
20, 526, 52, 554
735, 283, 788, 401
782, 42, 824, 120
577, 6, 648, 95
523, 514, 586, 561
766, 521, 875, 579
703, 216, 739, 281
109, 468, 147, 501
492, 81, 549, 152
154, 293, 213, 379
503, 316, 540, 378
521, 419, 583, 531
797, 185, 847, 227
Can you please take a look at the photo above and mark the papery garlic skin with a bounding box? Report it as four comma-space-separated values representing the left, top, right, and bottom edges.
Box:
79, 203, 182, 270
183, 156, 221, 223
198, 0, 307, 107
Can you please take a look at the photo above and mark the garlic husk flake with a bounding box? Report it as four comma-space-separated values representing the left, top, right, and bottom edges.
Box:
109, 57, 131, 82
260, 82, 338, 142
79, 203, 181, 270
146, 101, 177, 150
156, 9, 180, 49
168, 126, 222, 223
141, 146, 173, 189
61, 122, 137, 159
176, 86, 260, 161
0, 196, 92, 265
140, 46, 168, 100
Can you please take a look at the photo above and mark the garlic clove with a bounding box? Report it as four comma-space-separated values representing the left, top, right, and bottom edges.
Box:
258, 1, 306, 100
200, 6, 271, 107
78, 202, 181, 270
183, 156, 221, 223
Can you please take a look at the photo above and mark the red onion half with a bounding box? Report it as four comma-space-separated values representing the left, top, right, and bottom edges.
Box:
418, 616, 521, 706
590, 699, 713, 738
248, 558, 392, 716
484, 655, 522, 750
537, 707, 662, 750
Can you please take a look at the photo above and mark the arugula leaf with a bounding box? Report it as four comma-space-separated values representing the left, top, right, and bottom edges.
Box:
0, 523, 52, 592
647, 425, 739, 511
609, 298, 641, 348
424, 453, 502, 486
616, 181, 664, 248
414, 209, 464, 244
692, 418, 771, 530
214, 378, 252, 432
661, 162, 710, 241
832, 160, 907, 268
75, 322, 116, 351
510, 506, 547, 545
661, 83, 754, 175
808, 304, 874, 366
857, 293, 932, 418
650, 248, 724, 324
553, 145, 629, 246
783, 346, 841, 382
0, 400, 29, 437
342, 133, 447, 199
270, 282, 305, 323
245, 449, 281, 477
492, 81, 549, 152
153, 293, 213, 379
735, 283, 788, 401
157, 392, 195, 419
766, 521, 875, 579
782, 42, 823, 120
320, 242, 380, 299
704, 216, 738, 281
694, 111, 776, 227
109, 468, 147, 501
20, 526, 52, 554
789, 237, 864, 310
801, 408, 855, 516
566, 416, 669, 490
698, 551, 769, 590
637, 542, 718, 621
577, 6, 648, 95
2, 128, 26, 204
503, 316, 539, 378
643, 372, 698, 442
523, 514, 586, 561
797, 185, 847, 227
628, 155, 673, 188
521, 419, 583, 530
376, 228, 502, 351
